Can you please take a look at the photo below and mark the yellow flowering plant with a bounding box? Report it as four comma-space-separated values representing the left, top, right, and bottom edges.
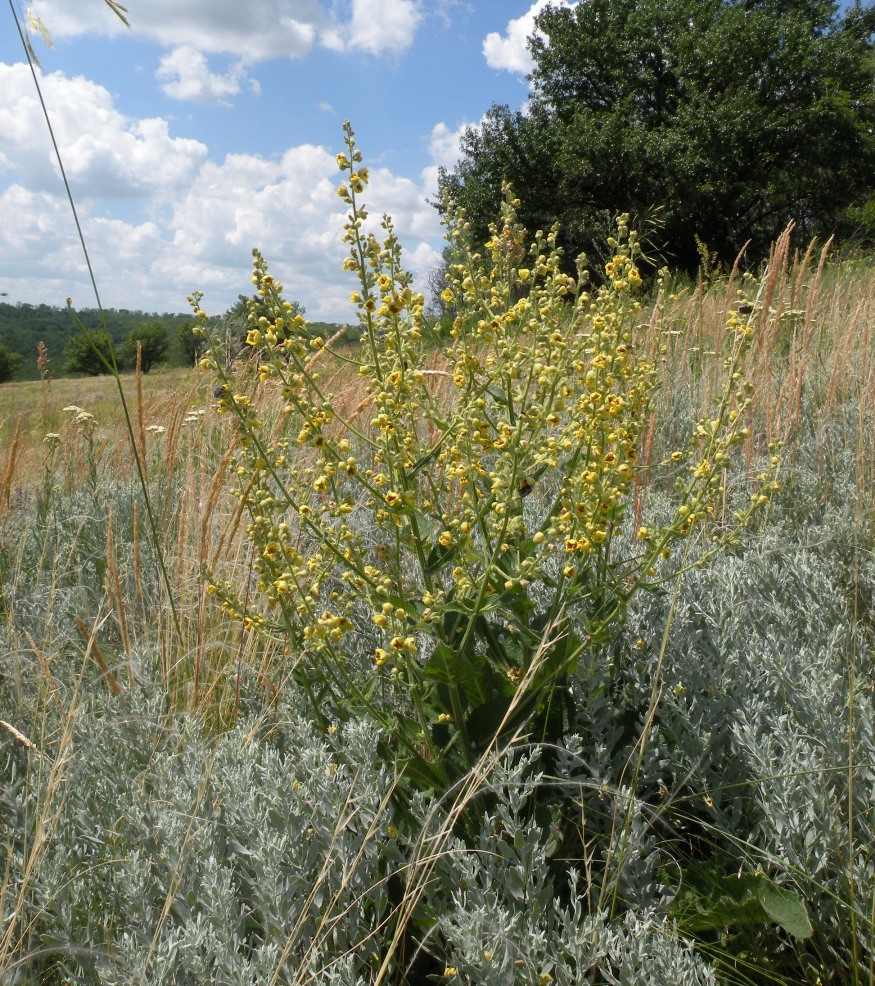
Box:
196, 122, 779, 815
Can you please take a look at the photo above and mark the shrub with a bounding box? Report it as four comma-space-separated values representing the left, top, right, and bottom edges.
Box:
63, 330, 114, 375
119, 321, 169, 373
0, 341, 22, 383
196, 121, 779, 827
176, 320, 202, 367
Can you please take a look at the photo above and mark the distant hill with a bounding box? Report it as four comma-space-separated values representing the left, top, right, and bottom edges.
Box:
0, 301, 351, 381
0, 302, 195, 380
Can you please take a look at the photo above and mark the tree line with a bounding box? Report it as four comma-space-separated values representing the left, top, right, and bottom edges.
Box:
0, 297, 348, 383
439, 0, 875, 276
0, 303, 199, 382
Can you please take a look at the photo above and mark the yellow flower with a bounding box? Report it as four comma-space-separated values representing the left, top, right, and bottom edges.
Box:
374, 648, 389, 666
246, 329, 261, 347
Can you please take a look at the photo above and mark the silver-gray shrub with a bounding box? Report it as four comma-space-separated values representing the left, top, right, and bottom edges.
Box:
2, 682, 721, 985
615, 435, 874, 979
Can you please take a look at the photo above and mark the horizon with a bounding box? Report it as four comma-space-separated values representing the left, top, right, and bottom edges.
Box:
0, 1, 861, 322
0, 1, 557, 322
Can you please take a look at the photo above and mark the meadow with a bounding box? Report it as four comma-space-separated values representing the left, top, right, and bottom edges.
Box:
1, 165, 874, 986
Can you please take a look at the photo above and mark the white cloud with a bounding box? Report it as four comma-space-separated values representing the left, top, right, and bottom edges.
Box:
156, 46, 258, 105
420, 119, 470, 197
433, 0, 474, 30
31, 0, 421, 61
0, 60, 445, 320
0, 63, 208, 198
345, 0, 422, 55
483, 0, 575, 75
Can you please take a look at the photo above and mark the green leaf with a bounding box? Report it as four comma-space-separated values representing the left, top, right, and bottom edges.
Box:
465, 694, 520, 748
673, 869, 813, 941
486, 383, 509, 406
755, 880, 813, 940
423, 641, 488, 706
408, 442, 444, 479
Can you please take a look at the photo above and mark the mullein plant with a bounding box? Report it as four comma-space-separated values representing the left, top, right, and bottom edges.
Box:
194, 121, 779, 820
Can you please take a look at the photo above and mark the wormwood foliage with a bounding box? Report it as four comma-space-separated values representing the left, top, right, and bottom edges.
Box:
195, 122, 779, 811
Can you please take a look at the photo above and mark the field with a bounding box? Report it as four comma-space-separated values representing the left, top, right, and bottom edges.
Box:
1, 213, 874, 985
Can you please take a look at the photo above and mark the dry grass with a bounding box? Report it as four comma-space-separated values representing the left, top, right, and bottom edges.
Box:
0, 368, 211, 489
645, 236, 875, 461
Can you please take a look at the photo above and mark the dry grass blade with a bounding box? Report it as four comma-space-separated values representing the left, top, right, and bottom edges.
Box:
0, 719, 35, 750
74, 614, 123, 696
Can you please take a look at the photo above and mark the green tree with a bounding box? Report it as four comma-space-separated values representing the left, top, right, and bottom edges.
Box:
176, 321, 202, 367
119, 321, 168, 373
441, 0, 875, 271
0, 342, 22, 383
64, 331, 115, 375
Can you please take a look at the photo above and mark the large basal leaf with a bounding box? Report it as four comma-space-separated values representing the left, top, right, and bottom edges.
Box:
755, 880, 813, 940
674, 868, 813, 941
422, 641, 488, 707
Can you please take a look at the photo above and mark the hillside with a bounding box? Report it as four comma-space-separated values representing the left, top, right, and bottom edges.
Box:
0, 301, 349, 380
0, 302, 196, 379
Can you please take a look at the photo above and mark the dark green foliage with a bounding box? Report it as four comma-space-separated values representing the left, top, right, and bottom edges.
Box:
844, 195, 875, 244
63, 330, 115, 375
176, 321, 202, 367
441, 0, 875, 271
0, 303, 195, 379
118, 321, 169, 373
0, 301, 346, 379
0, 342, 22, 383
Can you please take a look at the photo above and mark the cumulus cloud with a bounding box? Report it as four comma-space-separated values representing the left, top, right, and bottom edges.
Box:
0, 63, 208, 198
483, 0, 575, 75
0, 60, 444, 319
344, 0, 422, 55
156, 46, 258, 105
420, 119, 470, 196
32, 0, 421, 61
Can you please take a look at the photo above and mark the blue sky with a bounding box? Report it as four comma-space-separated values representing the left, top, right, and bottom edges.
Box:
0, 0, 562, 321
